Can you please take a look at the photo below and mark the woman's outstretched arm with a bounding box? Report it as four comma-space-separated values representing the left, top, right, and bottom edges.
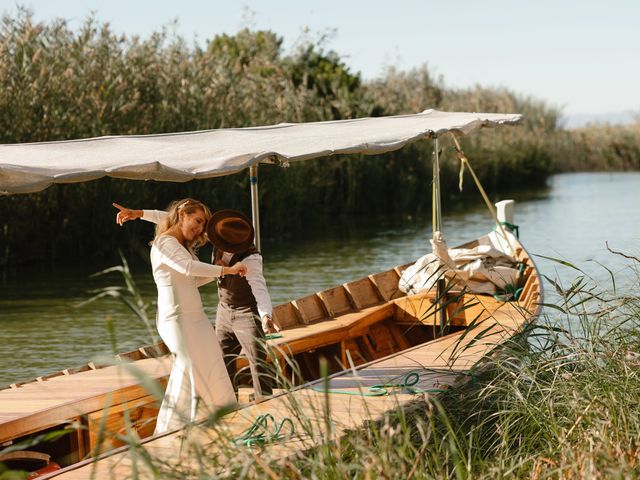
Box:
113, 203, 168, 225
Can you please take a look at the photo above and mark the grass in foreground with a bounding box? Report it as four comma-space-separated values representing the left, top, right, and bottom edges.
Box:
3, 253, 640, 479
173, 253, 640, 479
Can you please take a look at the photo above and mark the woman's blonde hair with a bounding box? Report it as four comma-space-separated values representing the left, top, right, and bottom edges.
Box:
155, 198, 212, 253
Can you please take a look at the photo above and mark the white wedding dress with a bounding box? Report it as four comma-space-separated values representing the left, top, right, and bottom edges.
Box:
150, 234, 237, 434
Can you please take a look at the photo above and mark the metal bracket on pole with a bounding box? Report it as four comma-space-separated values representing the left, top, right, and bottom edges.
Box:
249, 165, 261, 251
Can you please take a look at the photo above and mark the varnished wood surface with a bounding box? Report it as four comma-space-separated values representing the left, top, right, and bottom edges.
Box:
0, 301, 395, 446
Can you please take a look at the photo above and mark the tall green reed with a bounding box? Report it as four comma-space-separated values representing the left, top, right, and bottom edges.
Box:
0, 8, 584, 269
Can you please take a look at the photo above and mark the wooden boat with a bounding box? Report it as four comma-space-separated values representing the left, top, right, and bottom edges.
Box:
0, 110, 541, 478
0, 226, 541, 476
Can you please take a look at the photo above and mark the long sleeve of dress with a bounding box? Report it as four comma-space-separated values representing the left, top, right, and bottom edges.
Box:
142, 209, 168, 224
155, 236, 223, 278
144, 210, 217, 286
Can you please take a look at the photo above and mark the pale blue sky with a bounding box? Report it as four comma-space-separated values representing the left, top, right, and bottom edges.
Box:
3, 0, 639, 123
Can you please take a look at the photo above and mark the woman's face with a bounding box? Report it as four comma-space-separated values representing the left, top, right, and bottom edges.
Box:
179, 208, 207, 242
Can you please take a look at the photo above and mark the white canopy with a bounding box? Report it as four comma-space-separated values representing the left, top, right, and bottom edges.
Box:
0, 109, 521, 195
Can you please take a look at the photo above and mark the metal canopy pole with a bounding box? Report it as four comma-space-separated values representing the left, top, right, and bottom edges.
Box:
249, 165, 261, 251
432, 136, 447, 334
433, 137, 442, 232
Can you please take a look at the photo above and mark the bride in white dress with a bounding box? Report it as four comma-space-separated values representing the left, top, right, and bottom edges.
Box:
115, 199, 246, 434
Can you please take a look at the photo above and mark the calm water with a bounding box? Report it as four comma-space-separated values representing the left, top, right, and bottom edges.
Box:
1, 172, 639, 386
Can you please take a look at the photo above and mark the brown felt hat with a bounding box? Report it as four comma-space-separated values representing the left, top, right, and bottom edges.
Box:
206, 209, 255, 253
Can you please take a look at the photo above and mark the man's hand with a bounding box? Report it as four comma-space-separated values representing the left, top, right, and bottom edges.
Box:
261, 314, 280, 335
113, 203, 143, 226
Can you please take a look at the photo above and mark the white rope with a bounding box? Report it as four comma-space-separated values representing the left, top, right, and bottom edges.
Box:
450, 134, 516, 257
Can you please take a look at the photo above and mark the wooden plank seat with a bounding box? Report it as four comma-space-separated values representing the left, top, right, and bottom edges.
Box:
266, 302, 396, 357
261, 273, 408, 361
392, 291, 529, 328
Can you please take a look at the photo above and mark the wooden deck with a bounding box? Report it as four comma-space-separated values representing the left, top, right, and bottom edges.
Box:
0, 264, 412, 464
43, 295, 534, 479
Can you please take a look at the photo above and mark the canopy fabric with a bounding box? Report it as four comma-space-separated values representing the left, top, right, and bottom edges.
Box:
0, 109, 521, 195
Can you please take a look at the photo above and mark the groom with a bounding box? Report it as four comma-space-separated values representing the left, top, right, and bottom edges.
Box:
207, 209, 278, 399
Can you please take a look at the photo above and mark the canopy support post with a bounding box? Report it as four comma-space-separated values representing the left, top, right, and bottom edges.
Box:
249, 165, 261, 251
433, 137, 442, 234
432, 136, 447, 334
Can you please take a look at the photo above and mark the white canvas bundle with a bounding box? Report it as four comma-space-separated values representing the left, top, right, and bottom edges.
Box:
399, 231, 519, 295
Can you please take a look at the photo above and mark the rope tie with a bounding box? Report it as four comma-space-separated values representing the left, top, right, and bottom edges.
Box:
499, 221, 520, 239
311, 370, 475, 397
234, 413, 295, 447
493, 261, 525, 302
450, 135, 516, 257
493, 284, 524, 302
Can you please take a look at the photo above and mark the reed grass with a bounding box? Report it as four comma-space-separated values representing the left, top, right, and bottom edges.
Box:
2, 8, 638, 268
185, 251, 639, 479
4, 9, 635, 268
551, 121, 640, 171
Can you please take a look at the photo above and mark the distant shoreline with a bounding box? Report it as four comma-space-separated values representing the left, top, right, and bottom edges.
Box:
563, 110, 638, 129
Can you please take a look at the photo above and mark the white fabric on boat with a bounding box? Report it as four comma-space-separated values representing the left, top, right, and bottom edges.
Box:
0, 109, 521, 194
484, 228, 518, 256
398, 231, 519, 295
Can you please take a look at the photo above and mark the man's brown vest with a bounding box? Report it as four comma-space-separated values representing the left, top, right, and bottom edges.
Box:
216, 248, 259, 314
